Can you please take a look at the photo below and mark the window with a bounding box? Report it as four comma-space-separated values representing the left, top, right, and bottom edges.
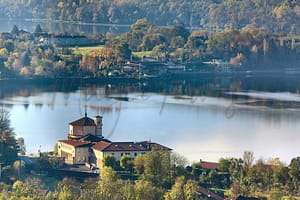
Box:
134, 153, 137, 156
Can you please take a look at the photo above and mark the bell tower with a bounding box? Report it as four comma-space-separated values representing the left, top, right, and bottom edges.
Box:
94, 116, 103, 138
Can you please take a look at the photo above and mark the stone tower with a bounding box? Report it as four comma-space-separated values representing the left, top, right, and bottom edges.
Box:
94, 116, 103, 138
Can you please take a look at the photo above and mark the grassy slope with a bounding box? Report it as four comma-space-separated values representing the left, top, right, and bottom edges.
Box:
70, 46, 105, 55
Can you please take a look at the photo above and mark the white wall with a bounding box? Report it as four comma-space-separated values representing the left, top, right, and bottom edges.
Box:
58, 142, 75, 164
58, 142, 91, 165
93, 150, 149, 169
74, 147, 90, 164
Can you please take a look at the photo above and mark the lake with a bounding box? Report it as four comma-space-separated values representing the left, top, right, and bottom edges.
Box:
1, 75, 300, 164
0, 19, 129, 35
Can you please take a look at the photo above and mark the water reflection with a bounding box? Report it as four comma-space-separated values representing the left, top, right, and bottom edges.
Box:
0, 19, 129, 35
2, 76, 300, 111
1, 76, 300, 162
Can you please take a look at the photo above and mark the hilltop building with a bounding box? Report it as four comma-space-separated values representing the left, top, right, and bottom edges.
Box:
68, 113, 103, 140
57, 113, 170, 169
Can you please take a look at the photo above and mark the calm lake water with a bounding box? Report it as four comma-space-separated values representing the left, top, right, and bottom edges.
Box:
1, 75, 300, 164
0, 19, 129, 35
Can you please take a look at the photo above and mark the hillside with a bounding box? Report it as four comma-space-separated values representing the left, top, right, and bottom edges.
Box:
0, 0, 299, 35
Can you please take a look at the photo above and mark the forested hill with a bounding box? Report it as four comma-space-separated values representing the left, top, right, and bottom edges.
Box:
0, 0, 299, 35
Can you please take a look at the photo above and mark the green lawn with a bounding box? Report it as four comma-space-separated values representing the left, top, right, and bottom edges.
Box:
70, 46, 104, 55
132, 51, 152, 58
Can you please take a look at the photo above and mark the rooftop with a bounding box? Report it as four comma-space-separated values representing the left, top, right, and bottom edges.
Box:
93, 141, 171, 152
69, 113, 97, 126
60, 140, 171, 152
200, 160, 219, 170
58, 140, 92, 148
77, 134, 110, 143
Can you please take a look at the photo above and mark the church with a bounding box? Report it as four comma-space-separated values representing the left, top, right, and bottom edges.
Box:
57, 113, 171, 169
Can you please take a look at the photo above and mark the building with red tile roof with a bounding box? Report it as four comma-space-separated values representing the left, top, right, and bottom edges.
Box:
200, 160, 219, 170
58, 114, 171, 168
68, 113, 103, 140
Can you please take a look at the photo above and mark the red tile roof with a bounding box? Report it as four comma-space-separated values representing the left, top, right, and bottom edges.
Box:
93, 142, 146, 151
69, 116, 95, 126
200, 161, 219, 170
147, 142, 172, 151
92, 141, 111, 151
93, 141, 171, 152
59, 140, 92, 147
59, 139, 171, 152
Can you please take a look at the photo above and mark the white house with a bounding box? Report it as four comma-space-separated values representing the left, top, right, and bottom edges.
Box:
57, 114, 171, 169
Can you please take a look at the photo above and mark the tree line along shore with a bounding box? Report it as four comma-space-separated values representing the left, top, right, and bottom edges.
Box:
1, 20, 300, 81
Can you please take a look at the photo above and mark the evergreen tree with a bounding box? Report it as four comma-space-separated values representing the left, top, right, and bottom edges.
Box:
11, 25, 19, 35
34, 24, 43, 34
0, 108, 17, 164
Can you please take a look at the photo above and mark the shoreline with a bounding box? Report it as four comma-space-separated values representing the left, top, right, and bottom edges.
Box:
1, 69, 300, 85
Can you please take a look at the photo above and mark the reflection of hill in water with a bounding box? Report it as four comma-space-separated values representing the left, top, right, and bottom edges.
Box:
0, 19, 129, 35
1, 75, 300, 110
89, 105, 113, 114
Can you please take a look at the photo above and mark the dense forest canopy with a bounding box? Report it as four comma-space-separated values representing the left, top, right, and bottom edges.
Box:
0, 0, 300, 35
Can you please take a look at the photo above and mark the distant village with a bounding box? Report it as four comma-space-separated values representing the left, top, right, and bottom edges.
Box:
0, 25, 244, 81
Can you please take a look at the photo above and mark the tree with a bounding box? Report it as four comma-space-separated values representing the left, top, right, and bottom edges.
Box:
57, 178, 80, 200
22, 51, 31, 67
3, 41, 14, 53
142, 148, 171, 187
247, 159, 270, 193
184, 180, 200, 200
170, 152, 189, 183
102, 155, 116, 169
111, 38, 131, 62
11, 25, 19, 35
0, 109, 17, 164
12, 180, 30, 198
24, 177, 45, 198
13, 160, 25, 180
166, 176, 185, 200
0, 108, 13, 134
134, 154, 146, 175
218, 158, 231, 173
289, 157, 300, 193
120, 181, 136, 200
134, 180, 164, 200
58, 184, 77, 200
243, 151, 254, 174
97, 166, 123, 200
151, 43, 168, 61
141, 34, 166, 51
170, 152, 188, 168
120, 154, 133, 173
127, 19, 151, 51
34, 24, 43, 34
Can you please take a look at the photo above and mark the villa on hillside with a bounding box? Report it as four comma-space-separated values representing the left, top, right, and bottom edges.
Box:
57, 113, 171, 169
